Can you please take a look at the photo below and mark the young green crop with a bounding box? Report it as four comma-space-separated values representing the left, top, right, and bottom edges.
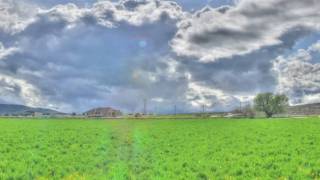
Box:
0, 117, 319, 179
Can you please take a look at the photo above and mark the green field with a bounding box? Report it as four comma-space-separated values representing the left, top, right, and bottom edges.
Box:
0, 117, 320, 179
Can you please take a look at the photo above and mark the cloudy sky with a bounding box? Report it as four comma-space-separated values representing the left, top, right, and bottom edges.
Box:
0, 0, 319, 113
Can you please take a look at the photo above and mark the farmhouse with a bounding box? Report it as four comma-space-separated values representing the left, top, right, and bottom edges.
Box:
84, 107, 122, 118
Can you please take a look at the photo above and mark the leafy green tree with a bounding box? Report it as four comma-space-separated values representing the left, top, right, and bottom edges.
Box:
254, 93, 289, 118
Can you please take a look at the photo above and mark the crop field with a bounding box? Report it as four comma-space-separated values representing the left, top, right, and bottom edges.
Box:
0, 117, 320, 179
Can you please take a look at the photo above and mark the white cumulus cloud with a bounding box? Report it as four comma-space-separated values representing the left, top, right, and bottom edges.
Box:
273, 41, 320, 104
171, 0, 320, 62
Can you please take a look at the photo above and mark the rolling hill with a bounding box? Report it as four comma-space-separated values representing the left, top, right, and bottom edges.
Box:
0, 104, 65, 116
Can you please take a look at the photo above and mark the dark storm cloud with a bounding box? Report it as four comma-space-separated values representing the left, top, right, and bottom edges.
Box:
120, 0, 148, 10
179, 53, 275, 94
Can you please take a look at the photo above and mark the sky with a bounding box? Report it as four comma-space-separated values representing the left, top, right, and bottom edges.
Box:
0, 0, 320, 113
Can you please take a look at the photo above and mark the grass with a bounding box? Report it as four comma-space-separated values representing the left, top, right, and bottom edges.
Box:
0, 117, 320, 179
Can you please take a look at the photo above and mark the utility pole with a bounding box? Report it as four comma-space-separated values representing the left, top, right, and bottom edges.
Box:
201, 104, 206, 118
174, 104, 177, 116
154, 105, 157, 116
143, 98, 147, 115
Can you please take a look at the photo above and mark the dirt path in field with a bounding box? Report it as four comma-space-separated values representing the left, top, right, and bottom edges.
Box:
107, 121, 152, 178
106, 121, 136, 178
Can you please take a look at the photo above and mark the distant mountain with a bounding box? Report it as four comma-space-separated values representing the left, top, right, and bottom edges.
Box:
0, 104, 65, 116
288, 103, 320, 116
